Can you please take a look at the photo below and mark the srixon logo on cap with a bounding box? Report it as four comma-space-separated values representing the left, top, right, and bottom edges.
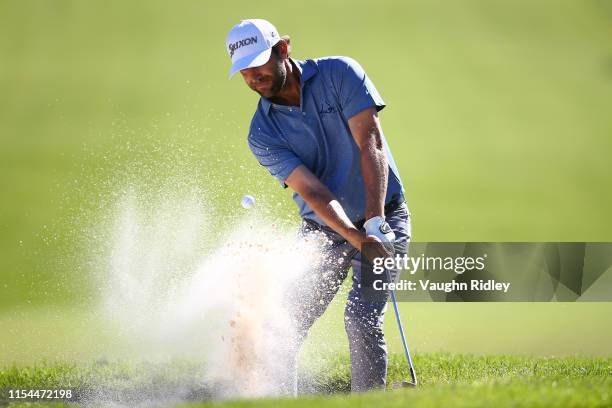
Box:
229, 36, 258, 57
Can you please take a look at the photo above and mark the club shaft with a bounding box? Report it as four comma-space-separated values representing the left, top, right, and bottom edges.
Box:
386, 269, 418, 386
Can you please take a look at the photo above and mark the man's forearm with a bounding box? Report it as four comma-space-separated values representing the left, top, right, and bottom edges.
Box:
301, 188, 364, 247
348, 108, 389, 221
285, 165, 364, 246
361, 139, 389, 220
301, 182, 393, 260
285, 164, 390, 257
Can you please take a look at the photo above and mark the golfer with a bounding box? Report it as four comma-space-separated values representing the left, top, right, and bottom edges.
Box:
226, 19, 411, 394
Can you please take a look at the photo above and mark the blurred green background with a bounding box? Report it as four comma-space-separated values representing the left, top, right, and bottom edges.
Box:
1, 0, 611, 363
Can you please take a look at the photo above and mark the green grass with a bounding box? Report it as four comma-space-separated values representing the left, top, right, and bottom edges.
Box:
179, 379, 612, 408
2, 303, 612, 366
1, 353, 610, 407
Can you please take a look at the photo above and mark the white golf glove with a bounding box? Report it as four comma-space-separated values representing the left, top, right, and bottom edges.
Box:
364, 216, 395, 243
364, 216, 396, 267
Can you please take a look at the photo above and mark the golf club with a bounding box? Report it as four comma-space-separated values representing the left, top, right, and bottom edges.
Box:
385, 268, 417, 387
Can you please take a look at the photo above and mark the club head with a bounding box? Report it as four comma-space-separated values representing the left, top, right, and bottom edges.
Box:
392, 380, 417, 389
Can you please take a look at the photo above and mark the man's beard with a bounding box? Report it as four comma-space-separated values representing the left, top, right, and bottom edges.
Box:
257, 62, 287, 99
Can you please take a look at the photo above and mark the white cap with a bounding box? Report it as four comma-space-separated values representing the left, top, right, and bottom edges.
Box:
226, 19, 281, 79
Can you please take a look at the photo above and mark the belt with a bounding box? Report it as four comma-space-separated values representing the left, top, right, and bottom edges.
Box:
302, 194, 405, 234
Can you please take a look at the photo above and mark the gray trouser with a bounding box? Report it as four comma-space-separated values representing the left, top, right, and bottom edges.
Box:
283, 202, 411, 394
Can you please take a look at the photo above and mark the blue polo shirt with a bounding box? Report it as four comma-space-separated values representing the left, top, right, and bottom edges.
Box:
247, 56, 405, 225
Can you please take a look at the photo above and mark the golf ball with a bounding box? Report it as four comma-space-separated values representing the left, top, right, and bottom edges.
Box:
241, 195, 255, 209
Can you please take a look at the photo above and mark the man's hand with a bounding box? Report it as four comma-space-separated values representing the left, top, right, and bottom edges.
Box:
364, 216, 395, 243
361, 235, 394, 263
363, 216, 395, 262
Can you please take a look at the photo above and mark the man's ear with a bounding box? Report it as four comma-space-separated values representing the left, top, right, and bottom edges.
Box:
277, 40, 290, 59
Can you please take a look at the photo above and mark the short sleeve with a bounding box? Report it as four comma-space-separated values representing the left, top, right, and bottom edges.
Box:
248, 129, 303, 188
334, 57, 386, 120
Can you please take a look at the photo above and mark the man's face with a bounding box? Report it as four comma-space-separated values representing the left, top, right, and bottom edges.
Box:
240, 51, 287, 99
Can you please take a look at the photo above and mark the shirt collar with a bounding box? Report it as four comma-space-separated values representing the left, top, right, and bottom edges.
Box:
261, 58, 318, 115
